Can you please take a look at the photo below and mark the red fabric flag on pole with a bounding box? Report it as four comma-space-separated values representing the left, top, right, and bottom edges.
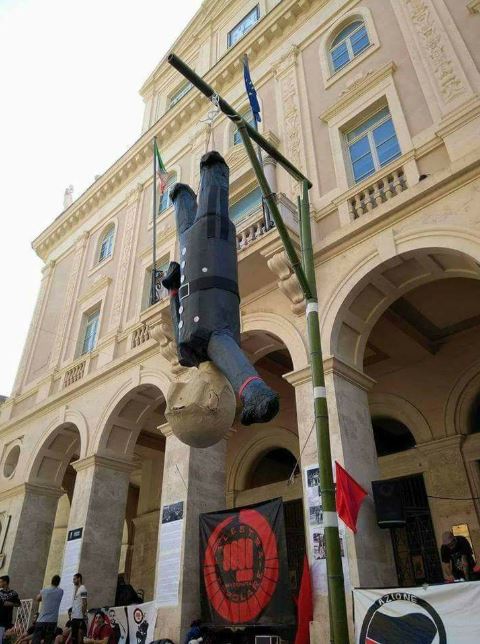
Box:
335, 461, 368, 533
294, 555, 313, 644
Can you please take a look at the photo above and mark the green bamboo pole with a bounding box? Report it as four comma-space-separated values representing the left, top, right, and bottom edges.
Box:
300, 182, 349, 644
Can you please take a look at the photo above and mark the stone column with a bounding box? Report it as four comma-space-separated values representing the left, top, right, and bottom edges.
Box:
43, 493, 70, 585
263, 156, 278, 193
418, 436, 480, 552
130, 450, 164, 600
60, 455, 134, 609
5, 483, 63, 598
323, 358, 396, 587
154, 427, 226, 643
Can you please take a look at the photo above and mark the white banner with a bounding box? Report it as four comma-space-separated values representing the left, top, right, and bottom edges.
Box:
126, 602, 156, 644
155, 501, 184, 606
354, 581, 480, 643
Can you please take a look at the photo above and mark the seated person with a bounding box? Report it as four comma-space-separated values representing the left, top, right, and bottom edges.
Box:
12, 613, 39, 644
84, 612, 113, 644
441, 531, 476, 581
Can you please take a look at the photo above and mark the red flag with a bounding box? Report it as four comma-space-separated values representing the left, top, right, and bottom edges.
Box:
335, 461, 368, 533
294, 555, 313, 644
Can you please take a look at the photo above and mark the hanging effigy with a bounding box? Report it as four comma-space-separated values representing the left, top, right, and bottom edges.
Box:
162, 151, 279, 447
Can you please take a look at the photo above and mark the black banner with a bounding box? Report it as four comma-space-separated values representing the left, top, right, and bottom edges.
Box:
199, 498, 295, 626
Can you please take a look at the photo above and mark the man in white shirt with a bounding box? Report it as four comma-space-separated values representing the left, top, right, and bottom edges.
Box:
70, 573, 87, 644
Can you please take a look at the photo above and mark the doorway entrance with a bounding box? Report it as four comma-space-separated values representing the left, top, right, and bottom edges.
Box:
389, 474, 443, 586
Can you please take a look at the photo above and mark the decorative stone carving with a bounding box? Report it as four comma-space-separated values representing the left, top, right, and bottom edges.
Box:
267, 250, 305, 314
110, 186, 143, 330
404, 0, 469, 106
148, 311, 183, 374
274, 47, 306, 196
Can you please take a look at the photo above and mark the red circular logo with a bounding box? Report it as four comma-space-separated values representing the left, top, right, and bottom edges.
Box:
203, 508, 279, 623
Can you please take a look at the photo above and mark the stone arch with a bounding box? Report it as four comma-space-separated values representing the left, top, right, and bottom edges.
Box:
369, 392, 433, 445
322, 230, 480, 369
26, 417, 83, 487
227, 426, 299, 494
445, 359, 480, 436
241, 311, 308, 371
93, 372, 169, 458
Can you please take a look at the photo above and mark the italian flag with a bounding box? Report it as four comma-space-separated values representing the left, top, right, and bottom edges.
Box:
154, 139, 168, 194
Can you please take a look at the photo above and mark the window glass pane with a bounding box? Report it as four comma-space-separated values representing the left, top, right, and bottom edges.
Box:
373, 120, 401, 166
159, 174, 177, 213
99, 228, 114, 261
346, 107, 390, 142
233, 112, 255, 145
349, 137, 375, 182
331, 43, 350, 71
82, 311, 99, 354
351, 27, 370, 55
331, 21, 362, 47
229, 187, 262, 223
169, 83, 192, 108
228, 6, 259, 47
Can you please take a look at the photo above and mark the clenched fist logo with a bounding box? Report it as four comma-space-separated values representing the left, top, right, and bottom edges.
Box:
203, 508, 279, 623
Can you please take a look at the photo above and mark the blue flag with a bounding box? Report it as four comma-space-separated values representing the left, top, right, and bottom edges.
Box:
243, 54, 261, 123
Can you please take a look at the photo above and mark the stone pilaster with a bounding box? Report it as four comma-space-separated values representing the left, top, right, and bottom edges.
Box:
322, 357, 396, 588
273, 46, 307, 198
417, 436, 480, 553
111, 184, 144, 332
49, 233, 89, 370
60, 455, 135, 609
4, 483, 63, 598
154, 426, 226, 643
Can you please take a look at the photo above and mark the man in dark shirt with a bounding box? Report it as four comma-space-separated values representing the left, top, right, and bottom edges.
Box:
441, 531, 475, 580
0, 575, 21, 644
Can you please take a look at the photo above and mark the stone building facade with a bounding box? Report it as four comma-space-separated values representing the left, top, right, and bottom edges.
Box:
1, 0, 480, 641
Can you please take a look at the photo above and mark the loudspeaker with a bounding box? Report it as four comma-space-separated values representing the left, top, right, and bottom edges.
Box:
372, 479, 406, 528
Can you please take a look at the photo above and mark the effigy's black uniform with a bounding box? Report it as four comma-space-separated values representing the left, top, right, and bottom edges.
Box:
162, 151, 279, 426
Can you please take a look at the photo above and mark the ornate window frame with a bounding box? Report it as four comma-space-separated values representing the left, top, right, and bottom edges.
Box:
320, 63, 415, 191
319, 6, 380, 89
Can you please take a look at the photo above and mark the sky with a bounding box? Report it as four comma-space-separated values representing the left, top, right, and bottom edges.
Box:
0, 0, 203, 395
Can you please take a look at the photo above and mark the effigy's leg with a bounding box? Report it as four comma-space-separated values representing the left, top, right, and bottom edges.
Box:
207, 330, 279, 426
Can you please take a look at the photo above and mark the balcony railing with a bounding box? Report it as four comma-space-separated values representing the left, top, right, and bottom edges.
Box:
131, 323, 150, 348
63, 359, 86, 388
235, 193, 298, 251
349, 166, 407, 219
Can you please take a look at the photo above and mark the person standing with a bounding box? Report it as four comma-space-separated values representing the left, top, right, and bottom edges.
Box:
441, 531, 475, 581
0, 575, 21, 644
70, 574, 87, 644
32, 575, 64, 644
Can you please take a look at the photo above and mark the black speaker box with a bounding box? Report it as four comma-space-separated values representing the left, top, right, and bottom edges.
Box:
372, 479, 406, 528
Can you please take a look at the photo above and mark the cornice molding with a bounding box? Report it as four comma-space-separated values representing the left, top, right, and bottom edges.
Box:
283, 365, 312, 387
71, 453, 136, 474
320, 62, 397, 123
323, 356, 376, 392
0, 482, 64, 502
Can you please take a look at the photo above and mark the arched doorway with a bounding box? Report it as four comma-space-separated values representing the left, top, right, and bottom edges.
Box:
27, 422, 82, 594
323, 248, 480, 587
100, 384, 166, 602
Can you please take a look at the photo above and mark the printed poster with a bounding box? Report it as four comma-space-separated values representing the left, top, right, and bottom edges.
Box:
155, 501, 184, 607
304, 464, 350, 594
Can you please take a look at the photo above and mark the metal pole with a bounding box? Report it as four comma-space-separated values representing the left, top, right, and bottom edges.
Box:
167, 54, 312, 188
300, 181, 349, 644
151, 137, 157, 306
